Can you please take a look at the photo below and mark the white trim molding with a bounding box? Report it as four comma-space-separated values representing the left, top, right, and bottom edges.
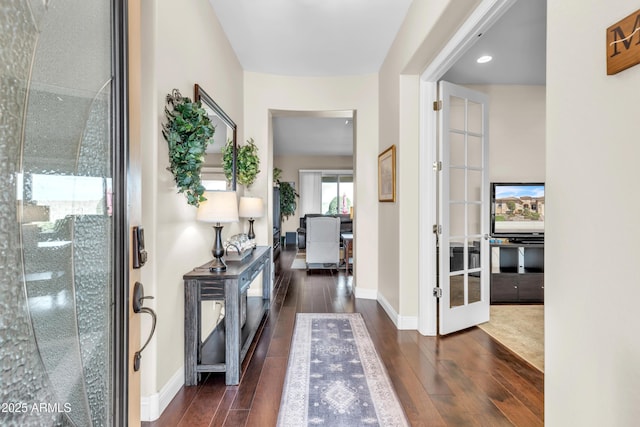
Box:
377, 292, 418, 330
140, 367, 184, 422
354, 286, 378, 300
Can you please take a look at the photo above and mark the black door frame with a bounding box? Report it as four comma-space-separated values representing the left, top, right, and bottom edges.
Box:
112, 0, 130, 425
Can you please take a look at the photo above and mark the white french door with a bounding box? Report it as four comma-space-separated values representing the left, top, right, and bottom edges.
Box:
438, 81, 490, 335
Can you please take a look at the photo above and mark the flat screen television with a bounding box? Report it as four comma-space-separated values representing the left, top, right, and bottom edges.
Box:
490, 182, 544, 242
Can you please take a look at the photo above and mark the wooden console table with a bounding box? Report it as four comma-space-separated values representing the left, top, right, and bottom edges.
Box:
183, 246, 271, 385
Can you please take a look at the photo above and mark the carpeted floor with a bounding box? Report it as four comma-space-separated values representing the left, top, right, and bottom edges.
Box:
278, 313, 409, 427
478, 304, 544, 372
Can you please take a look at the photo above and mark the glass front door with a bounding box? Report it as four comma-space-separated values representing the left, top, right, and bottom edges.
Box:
1, 1, 125, 425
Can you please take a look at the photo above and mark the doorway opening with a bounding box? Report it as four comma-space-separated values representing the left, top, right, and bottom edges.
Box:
419, 0, 546, 363
271, 110, 356, 274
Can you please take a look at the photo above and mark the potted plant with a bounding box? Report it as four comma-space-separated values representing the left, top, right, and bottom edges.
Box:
161, 89, 214, 206
273, 168, 299, 221
223, 137, 260, 188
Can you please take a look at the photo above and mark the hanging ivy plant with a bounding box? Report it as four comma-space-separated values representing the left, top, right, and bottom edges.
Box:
273, 167, 283, 184
221, 139, 235, 184
222, 137, 261, 188
161, 89, 214, 207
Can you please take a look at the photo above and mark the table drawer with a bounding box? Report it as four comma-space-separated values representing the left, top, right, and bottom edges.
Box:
200, 281, 225, 300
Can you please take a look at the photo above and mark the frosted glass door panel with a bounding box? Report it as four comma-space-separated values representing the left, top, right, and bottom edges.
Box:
1, 0, 116, 426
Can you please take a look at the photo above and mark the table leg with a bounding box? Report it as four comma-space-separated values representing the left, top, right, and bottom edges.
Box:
225, 278, 241, 385
262, 255, 271, 302
184, 280, 199, 386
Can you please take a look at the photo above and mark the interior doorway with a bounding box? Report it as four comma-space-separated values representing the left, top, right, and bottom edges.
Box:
271, 110, 356, 274
419, 0, 546, 346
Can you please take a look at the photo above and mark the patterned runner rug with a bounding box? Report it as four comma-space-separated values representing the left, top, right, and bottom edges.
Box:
277, 313, 409, 426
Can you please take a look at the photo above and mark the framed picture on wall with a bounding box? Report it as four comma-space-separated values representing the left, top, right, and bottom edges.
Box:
378, 145, 396, 202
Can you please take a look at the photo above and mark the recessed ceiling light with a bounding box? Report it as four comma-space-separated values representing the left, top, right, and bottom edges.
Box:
477, 55, 493, 64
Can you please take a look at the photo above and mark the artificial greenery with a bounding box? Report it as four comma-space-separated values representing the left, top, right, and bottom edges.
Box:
274, 168, 299, 221
279, 181, 299, 220
161, 89, 214, 206
273, 167, 283, 184
222, 137, 261, 188
237, 138, 260, 187
222, 139, 235, 184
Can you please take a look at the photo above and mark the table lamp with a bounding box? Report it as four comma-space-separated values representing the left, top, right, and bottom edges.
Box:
197, 191, 238, 272
239, 196, 264, 243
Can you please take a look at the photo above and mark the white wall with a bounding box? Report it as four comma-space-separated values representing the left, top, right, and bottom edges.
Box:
378, 0, 481, 320
244, 72, 379, 296
546, 1, 640, 425
274, 154, 353, 234
139, 0, 244, 419
469, 85, 546, 182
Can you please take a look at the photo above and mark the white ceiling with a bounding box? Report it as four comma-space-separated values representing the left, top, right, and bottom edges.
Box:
273, 116, 353, 156
442, 0, 546, 85
208, 0, 413, 76
210, 0, 546, 156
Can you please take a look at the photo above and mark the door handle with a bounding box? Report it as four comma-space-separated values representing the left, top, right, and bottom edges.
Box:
133, 281, 156, 372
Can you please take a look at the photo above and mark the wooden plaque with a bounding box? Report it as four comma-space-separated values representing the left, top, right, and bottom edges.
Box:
607, 8, 640, 75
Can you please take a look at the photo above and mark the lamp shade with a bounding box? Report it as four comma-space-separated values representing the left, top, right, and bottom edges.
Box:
197, 191, 239, 223
239, 196, 264, 219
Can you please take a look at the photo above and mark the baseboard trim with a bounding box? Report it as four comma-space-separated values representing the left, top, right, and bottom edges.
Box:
354, 286, 378, 300
377, 293, 418, 330
397, 315, 419, 330
140, 366, 184, 422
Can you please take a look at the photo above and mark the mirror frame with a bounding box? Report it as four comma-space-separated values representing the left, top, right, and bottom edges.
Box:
194, 83, 237, 190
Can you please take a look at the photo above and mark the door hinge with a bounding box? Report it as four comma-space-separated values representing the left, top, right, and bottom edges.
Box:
433, 100, 442, 111
432, 224, 442, 235
433, 287, 442, 298
432, 161, 442, 171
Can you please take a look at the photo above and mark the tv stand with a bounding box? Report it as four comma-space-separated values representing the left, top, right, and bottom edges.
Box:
506, 237, 544, 244
490, 242, 544, 304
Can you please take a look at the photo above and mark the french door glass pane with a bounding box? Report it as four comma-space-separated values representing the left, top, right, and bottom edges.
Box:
468, 135, 483, 168
449, 95, 466, 131
467, 100, 483, 134
449, 204, 465, 238
449, 168, 465, 201
468, 204, 482, 235
450, 132, 465, 167
468, 169, 482, 202
449, 274, 465, 308
468, 273, 481, 304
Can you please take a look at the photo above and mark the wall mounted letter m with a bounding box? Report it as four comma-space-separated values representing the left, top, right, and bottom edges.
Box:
609, 13, 640, 57
607, 9, 640, 75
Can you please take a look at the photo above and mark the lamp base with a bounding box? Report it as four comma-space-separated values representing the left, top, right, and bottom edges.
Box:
210, 224, 227, 272
208, 256, 227, 272
247, 218, 255, 240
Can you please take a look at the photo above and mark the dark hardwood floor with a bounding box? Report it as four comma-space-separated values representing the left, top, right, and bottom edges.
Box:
144, 247, 544, 426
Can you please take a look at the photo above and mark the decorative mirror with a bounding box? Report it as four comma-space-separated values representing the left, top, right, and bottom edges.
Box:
194, 84, 237, 190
